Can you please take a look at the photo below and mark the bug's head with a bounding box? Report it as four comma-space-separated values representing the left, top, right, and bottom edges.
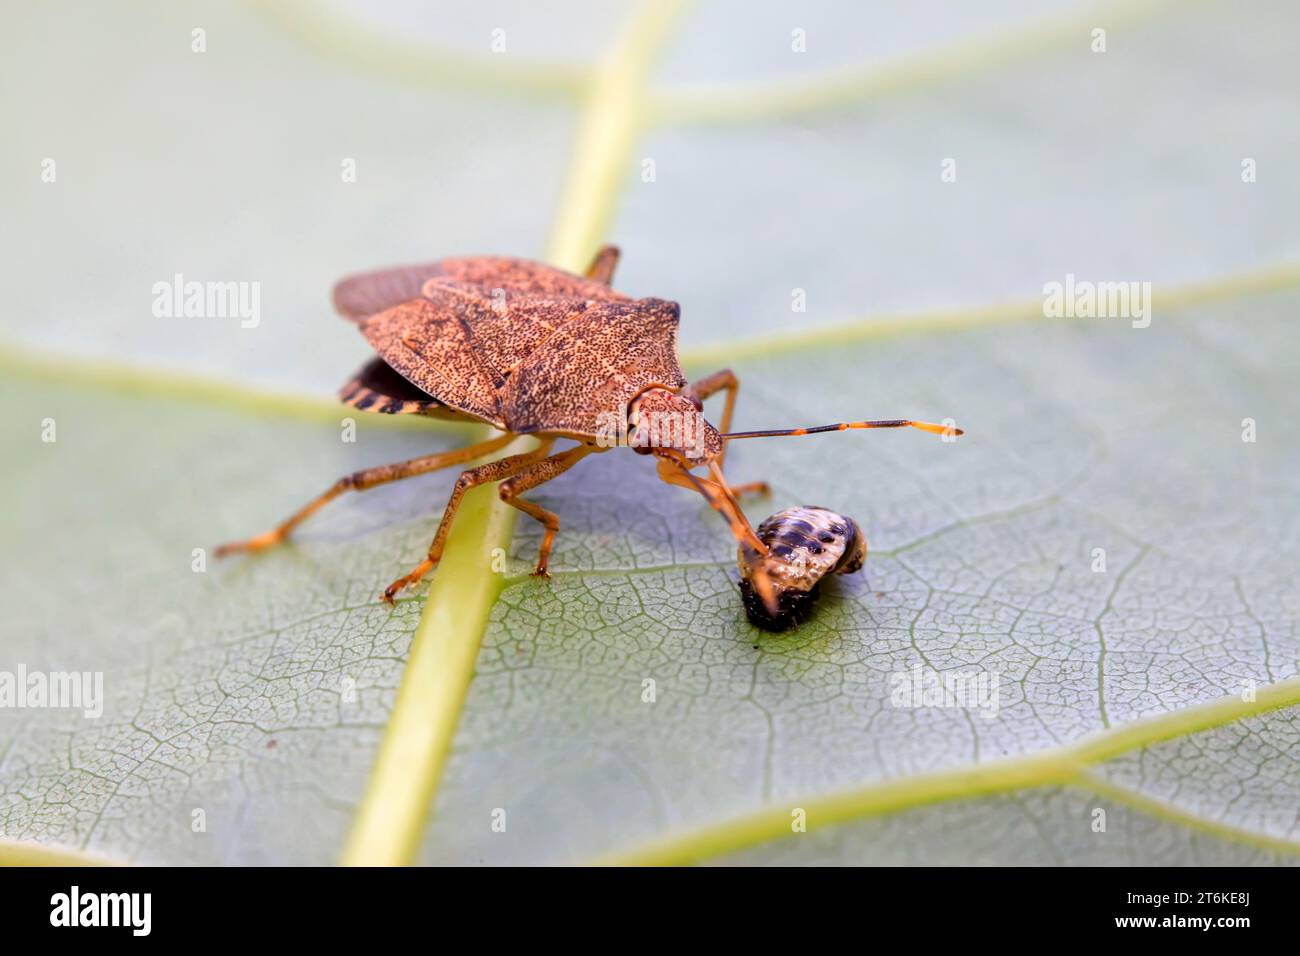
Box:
627, 387, 722, 467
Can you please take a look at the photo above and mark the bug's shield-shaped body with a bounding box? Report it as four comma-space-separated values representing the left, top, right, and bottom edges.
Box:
334, 255, 686, 438
738, 506, 867, 631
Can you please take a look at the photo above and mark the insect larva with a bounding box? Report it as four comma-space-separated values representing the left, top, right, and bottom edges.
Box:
737, 506, 867, 631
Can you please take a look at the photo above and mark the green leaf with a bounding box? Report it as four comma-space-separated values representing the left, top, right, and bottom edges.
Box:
3, 0, 1299, 866
417, 292, 1300, 865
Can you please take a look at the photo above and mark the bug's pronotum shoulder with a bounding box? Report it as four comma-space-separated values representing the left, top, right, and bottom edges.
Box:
501, 297, 687, 436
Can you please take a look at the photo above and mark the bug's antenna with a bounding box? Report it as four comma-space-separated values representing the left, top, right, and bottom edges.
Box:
723, 419, 963, 440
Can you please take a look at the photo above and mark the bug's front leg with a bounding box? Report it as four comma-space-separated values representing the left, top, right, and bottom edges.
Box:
682, 368, 768, 497
382, 439, 555, 602
654, 454, 781, 615
497, 443, 597, 578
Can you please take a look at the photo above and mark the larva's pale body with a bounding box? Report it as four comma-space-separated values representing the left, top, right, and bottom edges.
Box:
737, 506, 867, 631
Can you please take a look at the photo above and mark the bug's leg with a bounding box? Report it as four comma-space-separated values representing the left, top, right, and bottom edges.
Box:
497, 444, 596, 578
654, 457, 767, 555
654, 455, 781, 614
682, 368, 765, 493
683, 369, 739, 434
214, 432, 517, 557
584, 245, 620, 285
706, 459, 756, 513
382, 439, 556, 602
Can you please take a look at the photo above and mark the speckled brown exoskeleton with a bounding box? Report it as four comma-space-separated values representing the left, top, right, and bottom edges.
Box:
738, 506, 868, 631
215, 246, 962, 615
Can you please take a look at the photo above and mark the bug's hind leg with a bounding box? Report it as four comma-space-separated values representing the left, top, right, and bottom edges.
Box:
214, 432, 517, 558
382, 439, 556, 602
585, 245, 620, 285
497, 444, 596, 578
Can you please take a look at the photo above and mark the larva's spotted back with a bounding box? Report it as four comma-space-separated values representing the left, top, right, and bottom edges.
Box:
738, 506, 866, 631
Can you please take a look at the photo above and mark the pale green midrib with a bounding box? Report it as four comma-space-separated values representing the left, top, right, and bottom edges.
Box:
338, 0, 693, 867
6, 258, 1299, 418
338, 450, 529, 865
595, 679, 1300, 865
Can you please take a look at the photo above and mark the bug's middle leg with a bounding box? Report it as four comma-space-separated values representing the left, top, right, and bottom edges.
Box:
584, 245, 620, 285
682, 368, 768, 496
496, 443, 596, 577
684, 368, 739, 434
382, 439, 555, 602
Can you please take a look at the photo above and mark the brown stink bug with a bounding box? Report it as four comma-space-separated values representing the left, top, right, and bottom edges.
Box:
215, 246, 962, 615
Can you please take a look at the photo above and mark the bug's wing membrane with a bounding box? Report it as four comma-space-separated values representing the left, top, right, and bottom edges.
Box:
503, 298, 687, 436
333, 255, 628, 324
359, 298, 506, 427
339, 356, 479, 420
333, 262, 450, 324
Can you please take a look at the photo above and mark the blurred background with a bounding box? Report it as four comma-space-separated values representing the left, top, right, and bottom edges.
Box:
7, 0, 1297, 392
3, 1, 1298, 866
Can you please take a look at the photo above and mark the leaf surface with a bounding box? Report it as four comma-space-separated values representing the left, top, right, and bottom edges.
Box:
1, 0, 1298, 865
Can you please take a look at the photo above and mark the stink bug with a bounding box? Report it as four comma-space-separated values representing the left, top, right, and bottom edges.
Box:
737, 506, 867, 631
215, 246, 962, 615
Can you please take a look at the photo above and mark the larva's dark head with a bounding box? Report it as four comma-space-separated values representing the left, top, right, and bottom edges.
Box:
737, 506, 867, 631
